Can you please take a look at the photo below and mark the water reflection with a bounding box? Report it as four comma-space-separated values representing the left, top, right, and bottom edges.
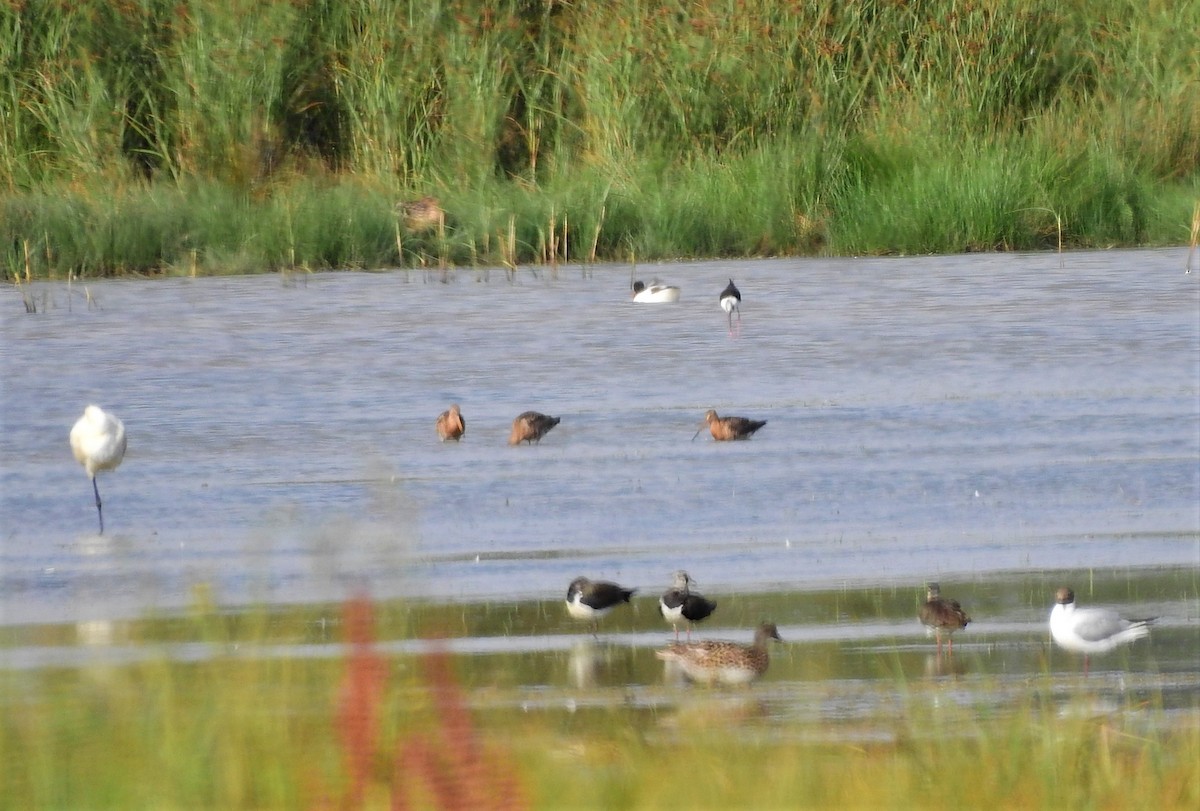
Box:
567, 641, 602, 689
922, 652, 970, 680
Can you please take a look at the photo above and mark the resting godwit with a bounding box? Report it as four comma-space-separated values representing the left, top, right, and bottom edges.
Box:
435, 404, 465, 441
692, 409, 767, 441
508, 411, 560, 445
70, 405, 127, 534
656, 622, 782, 686
1049, 586, 1153, 674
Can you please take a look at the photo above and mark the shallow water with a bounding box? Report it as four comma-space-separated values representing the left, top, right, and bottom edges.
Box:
2, 250, 1198, 627
3, 250, 1199, 732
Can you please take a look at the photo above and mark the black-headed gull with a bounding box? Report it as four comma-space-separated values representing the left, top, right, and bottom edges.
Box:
1049, 586, 1153, 673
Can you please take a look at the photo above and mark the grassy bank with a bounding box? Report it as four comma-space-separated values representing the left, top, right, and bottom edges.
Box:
2, 0, 1198, 277
3, 596, 1197, 809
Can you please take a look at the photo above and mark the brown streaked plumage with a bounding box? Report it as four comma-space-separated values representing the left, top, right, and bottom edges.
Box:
919, 583, 971, 656
508, 411, 561, 445
693, 409, 767, 441
656, 622, 782, 686
397, 195, 445, 233
435, 404, 465, 441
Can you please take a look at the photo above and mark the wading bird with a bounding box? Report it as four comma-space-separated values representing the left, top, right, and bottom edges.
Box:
70, 405, 127, 534
659, 570, 717, 641
918, 582, 971, 656
509, 411, 561, 445
632, 280, 681, 303
397, 195, 445, 233
692, 409, 767, 441
435, 404, 465, 441
719, 279, 741, 335
566, 577, 637, 634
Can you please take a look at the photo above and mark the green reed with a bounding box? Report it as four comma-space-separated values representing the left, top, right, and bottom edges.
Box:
1, 0, 1197, 277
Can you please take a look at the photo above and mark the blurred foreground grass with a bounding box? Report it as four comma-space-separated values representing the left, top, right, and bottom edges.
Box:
2, 594, 1197, 809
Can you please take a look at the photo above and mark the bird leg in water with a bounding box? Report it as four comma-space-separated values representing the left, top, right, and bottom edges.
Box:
92, 476, 104, 534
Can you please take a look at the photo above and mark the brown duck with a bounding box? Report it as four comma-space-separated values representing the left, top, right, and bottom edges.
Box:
656, 622, 782, 686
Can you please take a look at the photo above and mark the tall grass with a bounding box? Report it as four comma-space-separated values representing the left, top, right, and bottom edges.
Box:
1, 0, 1197, 277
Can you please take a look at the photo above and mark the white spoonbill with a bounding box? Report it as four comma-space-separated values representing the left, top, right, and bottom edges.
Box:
70, 405, 127, 534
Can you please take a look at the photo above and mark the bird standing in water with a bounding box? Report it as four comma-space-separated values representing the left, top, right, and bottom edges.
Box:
693, 409, 767, 441
566, 577, 637, 634
656, 622, 782, 686
70, 405, 127, 534
1049, 586, 1153, 675
508, 411, 561, 445
435, 404, 465, 441
918, 582, 971, 656
632, 280, 681, 303
659, 570, 717, 641
719, 279, 741, 335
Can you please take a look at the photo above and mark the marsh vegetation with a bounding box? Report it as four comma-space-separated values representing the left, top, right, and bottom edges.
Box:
2, 0, 1198, 277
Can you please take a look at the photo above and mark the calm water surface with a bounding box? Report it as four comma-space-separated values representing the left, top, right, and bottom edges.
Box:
3, 249, 1199, 732
2, 250, 1198, 626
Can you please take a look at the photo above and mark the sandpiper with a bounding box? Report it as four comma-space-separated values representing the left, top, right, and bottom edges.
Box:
659, 570, 717, 641
435, 404, 465, 441
692, 409, 767, 442
1049, 586, 1153, 674
508, 411, 561, 445
566, 577, 637, 633
656, 622, 782, 686
918, 582, 971, 656
719, 279, 741, 334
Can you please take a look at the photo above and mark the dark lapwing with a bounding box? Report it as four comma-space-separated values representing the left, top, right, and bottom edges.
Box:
1049, 586, 1153, 675
719, 278, 741, 335
70, 405, 127, 535
435, 403, 465, 441
693, 409, 767, 442
918, 583, 971, 656
566, 577, 637, 634
659, 570, 717, 641
656, 622, 782, 686
508, 411, 561, 445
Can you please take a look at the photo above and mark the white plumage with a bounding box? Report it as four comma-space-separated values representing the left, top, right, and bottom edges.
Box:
1049, 587, 1151, 671
70, 405, 127, 534
632, 280, 681, 303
